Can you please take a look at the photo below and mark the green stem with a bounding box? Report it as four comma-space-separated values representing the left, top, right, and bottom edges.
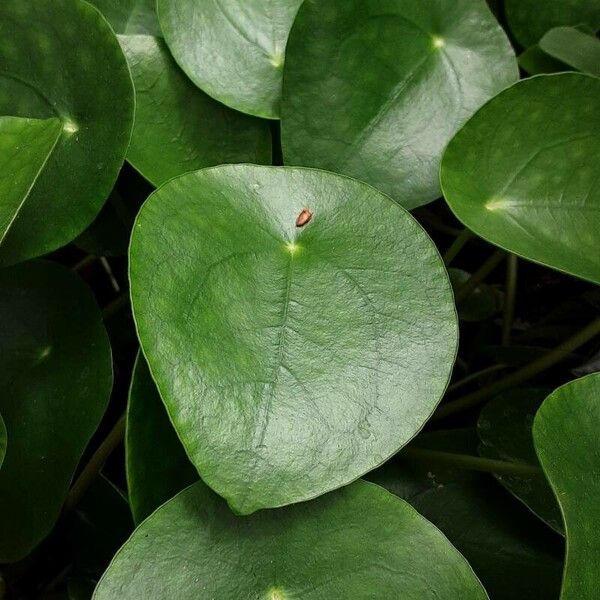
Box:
435, 317, 600, 420
72, 254, 95, 272
454, 250, 505, 304
402, 447, 542, 478
64, 413, 126, 512
102, 293, 129, 320
502, 254, 518, 346
415, 208, 463, 236
99, 257, 121, 293
447, 364, 507, 393
443, 228, 472, 266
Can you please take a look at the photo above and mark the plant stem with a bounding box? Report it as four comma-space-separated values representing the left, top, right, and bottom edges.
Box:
443, 228, 472, 266
72, 254, 95, 272
435, 317, 600, 420
64, 413, 126, 512
402, 447, 542, 477
447, 364, 507, 393
454, 250, 505, 304
502, 254, 518, 346
415, 208, 463, 236
102, 293, 129, 320
100, 257, 121, 293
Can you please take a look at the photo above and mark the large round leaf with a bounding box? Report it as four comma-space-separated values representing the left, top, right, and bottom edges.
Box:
119, 34, 272, 186
0, 261, 113, 562
87, 0, 161, 36
534, 373, 600, 600
281, 0, 518, 209
505, 0, 600, 47
0, 0, 134, 266
478, 389, 563, 533
89, 0, 272, 186
0, 117, 62, 247
157, 0, 304, 119
126, 353, 197, 524
130, 165, 457, 514
94, 480, 487, 599
441, 73, 600, 285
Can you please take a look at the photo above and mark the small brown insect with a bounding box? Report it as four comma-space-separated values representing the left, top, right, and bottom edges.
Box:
295, 208, 313, 227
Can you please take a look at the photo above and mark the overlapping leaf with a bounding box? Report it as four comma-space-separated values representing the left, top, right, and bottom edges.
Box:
534, 373, 600, 599
126, 354, 197, 524
94, 480, 487, 599
89, 0, 272, 186
157, 0, 304, 118
0, 0, 134, 266
369, 429, 564, 600
130, 165, 457, 514
281, 0, 518, 209
478, 390, 563, 533
539, 28, 600, 77
505, 0, 600, 47
0, 261, 112, 562
441, 73, 600, 285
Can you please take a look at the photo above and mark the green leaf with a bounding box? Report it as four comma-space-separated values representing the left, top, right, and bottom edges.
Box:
281, 0, 518, 209
441, 73, 600, 285
118, 34, 272, 186
478, 389, 563, 534
534, 373, 600, 600
539, 27, 600, 77
370, 429, 564, 600
518, 45, 568, 76
0, 117, 62, 247
126, 353, 197, 524
0, 0, 134, 266
130, 165, 457, 514
449, 268, 503, 322
94, 480, 487, 599
86, 0, 161, 36
411, 482, 564, 600
505, 0, 600, 47
0, 413, 6, 470
0, 261, 113, 562
89, 0, 272, 186
157, 0, 304, 119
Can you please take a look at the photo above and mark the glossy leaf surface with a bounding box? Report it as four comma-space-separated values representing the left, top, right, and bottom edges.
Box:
130, 165, 457, 514
441, 73, 600, 285
534, 373, 600, 600
0, 0, 134, 266
157, 0, 303, 118
505, 0, 600, 46
94, 480, 487, 599
0, 117, 62, 247
89, 0, 272, 186
281, 0, 518, 209
88, 0, 160, 35
119, 34, 271, 186
0, 261, 112, 562
478, 390, 563, 533
126, 354, 197, 524
539, 28, 600, 77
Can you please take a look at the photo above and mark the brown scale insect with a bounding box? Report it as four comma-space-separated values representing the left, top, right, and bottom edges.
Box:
295, 208, 312, 227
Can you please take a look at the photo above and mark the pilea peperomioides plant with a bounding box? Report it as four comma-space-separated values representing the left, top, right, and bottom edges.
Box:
0, 0, 599, 598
